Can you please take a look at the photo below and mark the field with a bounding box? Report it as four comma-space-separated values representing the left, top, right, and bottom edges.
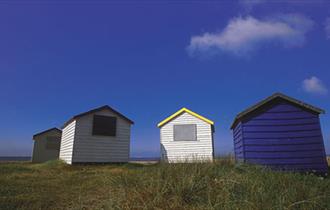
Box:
0, 159, 329, 210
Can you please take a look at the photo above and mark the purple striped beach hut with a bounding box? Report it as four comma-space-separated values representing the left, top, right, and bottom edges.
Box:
231, 93, 328, 174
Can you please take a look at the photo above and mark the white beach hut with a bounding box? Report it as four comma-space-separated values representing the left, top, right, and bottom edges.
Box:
59, 105, 134, 164
32, 128, 62, 163
158, 108, 215, 163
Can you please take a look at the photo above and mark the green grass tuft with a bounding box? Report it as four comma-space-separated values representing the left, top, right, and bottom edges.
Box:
0, 159, 329, 209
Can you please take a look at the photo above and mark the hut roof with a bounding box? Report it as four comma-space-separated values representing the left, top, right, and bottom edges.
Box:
62, 105, 134, 128
230, 92, 325, 129
157, 107, 214, 128
33, 128, 62, 140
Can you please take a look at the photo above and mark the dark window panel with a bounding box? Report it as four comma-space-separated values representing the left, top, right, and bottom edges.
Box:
92, 115, 117, 136
45, 136, 60, 150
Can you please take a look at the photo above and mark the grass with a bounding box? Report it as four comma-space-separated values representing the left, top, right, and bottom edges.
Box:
0, 159, 329, 210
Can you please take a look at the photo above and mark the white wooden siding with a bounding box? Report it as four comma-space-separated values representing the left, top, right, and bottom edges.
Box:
72, 110, 131, 163
32, 130, 61, 163
59, 120, 76, 164
160, 112, 214, 163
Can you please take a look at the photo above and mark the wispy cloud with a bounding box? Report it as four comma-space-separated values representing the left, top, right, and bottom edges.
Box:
239, 0, 265, 11
187, 14, 314, 57
325, 17, 330, 39
302, 76, 328, 95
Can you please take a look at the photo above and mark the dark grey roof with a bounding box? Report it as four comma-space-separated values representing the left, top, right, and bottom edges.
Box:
62, 105, 134, 128
33, 127, 62, 139
230, 92, 325, 129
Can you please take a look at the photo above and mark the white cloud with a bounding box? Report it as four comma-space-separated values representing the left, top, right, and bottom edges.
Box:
325, 17, 330, 39
302, 76, 328, 95
187, 14, 314, 57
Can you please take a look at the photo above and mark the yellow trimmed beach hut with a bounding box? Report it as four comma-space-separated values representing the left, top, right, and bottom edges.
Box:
158, 108, 215, 163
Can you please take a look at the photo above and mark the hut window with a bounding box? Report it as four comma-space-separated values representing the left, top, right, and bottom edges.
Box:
46, 136, 60, 150
92, 115, 117, 136
174, 124, 196, 141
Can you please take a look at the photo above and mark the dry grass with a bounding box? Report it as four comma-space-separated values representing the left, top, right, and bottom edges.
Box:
0, 159, 329, 210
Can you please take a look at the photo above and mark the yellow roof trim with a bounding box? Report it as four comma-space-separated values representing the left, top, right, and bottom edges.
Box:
157, 108, 214, 127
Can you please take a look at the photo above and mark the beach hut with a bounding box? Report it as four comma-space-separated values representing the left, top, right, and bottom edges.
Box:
231, 93, 328, 174
158, 108, 215, 163
32, 128, 62, 163
59, 105, 134, 164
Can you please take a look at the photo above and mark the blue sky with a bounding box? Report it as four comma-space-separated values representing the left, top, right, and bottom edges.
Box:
0, 0, 329, 157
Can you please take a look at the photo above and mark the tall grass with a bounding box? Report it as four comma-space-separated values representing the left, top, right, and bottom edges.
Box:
0, 159, 329, 209
109, 160, 329, 209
